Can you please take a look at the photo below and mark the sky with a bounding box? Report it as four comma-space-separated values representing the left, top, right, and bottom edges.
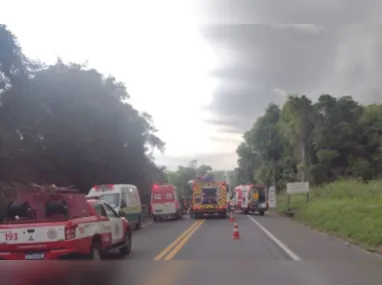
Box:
2, 0, 382, 170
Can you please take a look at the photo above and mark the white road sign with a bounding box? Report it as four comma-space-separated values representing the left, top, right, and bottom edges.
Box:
287, 182, 310, 194
268, 186, 276, 208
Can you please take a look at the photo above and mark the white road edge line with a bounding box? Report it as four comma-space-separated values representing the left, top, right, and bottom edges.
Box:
247, 215, 301, 261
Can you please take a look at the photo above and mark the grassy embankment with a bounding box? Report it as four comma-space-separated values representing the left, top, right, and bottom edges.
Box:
275, 179, 382, 252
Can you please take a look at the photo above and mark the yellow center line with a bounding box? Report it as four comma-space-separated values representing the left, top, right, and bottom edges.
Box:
144, 220, 204, 285
153, 219, 204, 261
142, 261, 190, 285
163, 219, 204, 260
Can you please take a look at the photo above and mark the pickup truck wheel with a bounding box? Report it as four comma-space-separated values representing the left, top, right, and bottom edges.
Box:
120, 230, 132, 256
89, 242, 102, 260
259, 211, 265, 216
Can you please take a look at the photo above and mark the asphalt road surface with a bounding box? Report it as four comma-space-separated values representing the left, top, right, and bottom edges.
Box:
121, 213, 382, 285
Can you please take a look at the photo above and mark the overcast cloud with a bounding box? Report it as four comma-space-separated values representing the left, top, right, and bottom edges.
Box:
197, 0, 382, 133
3, 0, 382, 170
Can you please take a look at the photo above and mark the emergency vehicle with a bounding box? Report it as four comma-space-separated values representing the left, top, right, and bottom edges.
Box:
227, 192, 234, 212
180, 196, 192, 214
0, 184, 132, 260
151, 184, 182, 221
233, 184, 268, 215
88, 184, 143, 230
190, 174, 228, 218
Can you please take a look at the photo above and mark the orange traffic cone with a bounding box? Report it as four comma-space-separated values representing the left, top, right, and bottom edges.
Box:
229, 212, 235, 222
232, 222, 240, 239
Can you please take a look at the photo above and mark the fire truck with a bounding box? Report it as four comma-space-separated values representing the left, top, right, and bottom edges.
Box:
189, 174, 228, 219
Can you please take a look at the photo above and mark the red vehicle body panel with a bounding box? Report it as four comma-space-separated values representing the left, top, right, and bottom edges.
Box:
151, 184, 179, 211
0, 198, 129, 260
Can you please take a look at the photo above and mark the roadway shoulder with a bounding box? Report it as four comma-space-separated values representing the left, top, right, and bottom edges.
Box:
250, 212, 381, 260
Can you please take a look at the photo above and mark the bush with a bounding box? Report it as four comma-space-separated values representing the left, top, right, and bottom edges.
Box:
276, 180, 382, 251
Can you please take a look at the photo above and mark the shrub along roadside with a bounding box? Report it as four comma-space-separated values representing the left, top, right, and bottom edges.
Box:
275, 180, 382, 252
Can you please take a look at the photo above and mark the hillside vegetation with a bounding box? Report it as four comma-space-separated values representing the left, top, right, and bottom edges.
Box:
234, 81, 382, 251
166, 159, 237, 197
235, 95, 382, 187
276, 180, 382, 251
0, 24, 165, 204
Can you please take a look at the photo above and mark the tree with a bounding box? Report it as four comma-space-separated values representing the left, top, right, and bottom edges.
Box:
166, 161, 217, 197
237, 104, 284, 188
278, 95, 315, 181
0, 24, 29, 92
236, 142, 261, 183
0, 25, 166, 204
312, 95, 363, 179
236, 94, 382, 187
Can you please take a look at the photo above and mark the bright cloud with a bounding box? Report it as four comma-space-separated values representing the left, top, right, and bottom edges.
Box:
0, 0, 240, 170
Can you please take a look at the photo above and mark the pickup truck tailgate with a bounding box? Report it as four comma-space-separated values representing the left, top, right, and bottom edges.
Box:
0, 222, 66, 246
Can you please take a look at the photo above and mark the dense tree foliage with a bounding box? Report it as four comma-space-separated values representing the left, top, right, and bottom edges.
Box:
236, 94, 382, 189
166, 160, 237, 197
0, 25, 166, 201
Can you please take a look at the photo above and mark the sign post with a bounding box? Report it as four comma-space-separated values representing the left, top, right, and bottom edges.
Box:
268, 186, 276, 208
286, 182, 310, 211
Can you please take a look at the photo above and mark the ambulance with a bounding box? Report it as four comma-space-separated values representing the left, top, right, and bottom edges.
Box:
151, 184, 182, 221
233, 184, 268, 215
87, 184, 143, 229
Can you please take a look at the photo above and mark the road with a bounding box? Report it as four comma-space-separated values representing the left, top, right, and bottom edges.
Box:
122, 213, 382, 285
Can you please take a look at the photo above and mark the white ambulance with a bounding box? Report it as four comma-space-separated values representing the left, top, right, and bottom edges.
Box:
87, 184, 143, 229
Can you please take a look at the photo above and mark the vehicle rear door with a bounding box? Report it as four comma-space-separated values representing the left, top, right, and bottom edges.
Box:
165, 191, 176, 213
242, 187, 249, 208
152, 191, 176, 215
252, 187, 259, 202
103, 202, 124, 244
0, 222, 67, 260
0, 223, 66, 245
234, 188, 242, 208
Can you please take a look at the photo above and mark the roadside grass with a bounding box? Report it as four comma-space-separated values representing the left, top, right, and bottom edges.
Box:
275, 179, 382, 252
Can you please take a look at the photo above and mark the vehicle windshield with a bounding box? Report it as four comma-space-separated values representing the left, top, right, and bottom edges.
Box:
99, 193, 120, 209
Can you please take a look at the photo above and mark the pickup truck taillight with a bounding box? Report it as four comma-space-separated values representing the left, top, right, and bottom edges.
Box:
65, 224, 78, 240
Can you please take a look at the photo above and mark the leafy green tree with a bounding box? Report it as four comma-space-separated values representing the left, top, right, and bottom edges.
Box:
0, 24, 29, 91
166, 161, 219, 197
278, 95, 315, 181
0, 25, 166, 204
238, 104, 283, 188
236, 93, 382, 187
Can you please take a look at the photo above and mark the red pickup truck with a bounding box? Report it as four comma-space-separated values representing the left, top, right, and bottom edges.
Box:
0, 185, 132, 260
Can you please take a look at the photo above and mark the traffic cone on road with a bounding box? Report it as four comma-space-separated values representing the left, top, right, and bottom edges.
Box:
232, 222, 240, 239
229, 212, 235, 222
